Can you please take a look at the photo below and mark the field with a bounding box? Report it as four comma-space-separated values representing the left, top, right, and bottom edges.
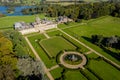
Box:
47, 30, 89, 53
40, 36, 76, 57
65, 70, 87, 80
86, 53, 120, 80
26, 16, 120, 80
62, 16, 120, 36
88, 59, 120, 80
0, 14, 55, 29
50, 67, 63, 79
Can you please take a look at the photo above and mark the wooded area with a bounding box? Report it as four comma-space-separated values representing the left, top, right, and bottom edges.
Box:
0, 31, 46, 80
22, 2, 120, 21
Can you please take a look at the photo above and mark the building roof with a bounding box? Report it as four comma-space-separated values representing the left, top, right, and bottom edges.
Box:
14, 22, 22, 28
35, 16, 41, 23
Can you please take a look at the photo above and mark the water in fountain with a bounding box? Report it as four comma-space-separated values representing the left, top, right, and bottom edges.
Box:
71, 54, 78, 62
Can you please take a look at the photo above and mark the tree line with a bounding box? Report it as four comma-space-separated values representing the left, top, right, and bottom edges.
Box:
91, 35, 120, 61
91, 35, 120, 49
22, 2, 120, 21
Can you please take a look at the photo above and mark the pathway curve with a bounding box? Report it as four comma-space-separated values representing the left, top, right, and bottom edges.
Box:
24, 37, 54, 80
57, 28, 120, 69
84, 51, 93, 55
48, 65, 59, 71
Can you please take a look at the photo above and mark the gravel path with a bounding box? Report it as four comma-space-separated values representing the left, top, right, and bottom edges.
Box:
48, 65, 59, 71
43, 32, 50, 39
24, 37, 54, 80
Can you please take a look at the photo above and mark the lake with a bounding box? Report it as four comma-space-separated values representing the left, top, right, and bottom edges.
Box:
0, 6, 33, 16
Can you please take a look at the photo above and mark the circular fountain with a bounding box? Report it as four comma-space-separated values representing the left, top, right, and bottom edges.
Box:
59, 51, 87, 69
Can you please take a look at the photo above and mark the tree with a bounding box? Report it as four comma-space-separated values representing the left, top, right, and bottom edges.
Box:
91, 35, 103, 46
0, 33, 17, 80
107, 36, 119, 47
3, 30, 30, 57
0, 65, 16, 80
17, 57, 47, 80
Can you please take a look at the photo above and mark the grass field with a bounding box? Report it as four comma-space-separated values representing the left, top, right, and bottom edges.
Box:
40, 36, 76, 57
88, 59, 120, 80
81, 69, 99, 80
64, 16, 120, 36
0, 14, 54, 29
86, 53, 99, 59
47, 30, 89, 53
58, 22, 79, 29
86, 53, 120, 80
50, 67, 63, 79
65, 70, 87, 80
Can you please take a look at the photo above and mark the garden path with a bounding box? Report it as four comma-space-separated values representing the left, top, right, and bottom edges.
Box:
48, 65, 59, 71
24, 36, 54, 80
43, 32, 50, 39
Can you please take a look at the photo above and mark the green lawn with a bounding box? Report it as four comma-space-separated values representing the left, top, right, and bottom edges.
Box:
88, 59, 120, 80
0, 14, 47, 29
63, 16, 120, 65
82, 69, 99, 80
40, 36, 76, 57
65, 70, 87, 80
50, 67, 63, 79
64, 16, 120, 37
58, 22, 79, 29
47, 31, 89, 53
28, 34, 57, 68
86, 53, 99, 59
86, 53, 120, 80
47, 30, 61, 37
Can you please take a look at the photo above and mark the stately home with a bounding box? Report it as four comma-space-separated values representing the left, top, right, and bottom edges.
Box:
14, 16, 73, 35
14, 16, 57, 35
14, 22, 33, 30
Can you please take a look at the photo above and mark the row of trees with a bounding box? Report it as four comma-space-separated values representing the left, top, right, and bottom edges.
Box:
3, 30, 29, 58
91, 35, 120, 61
22, 2, 120, 21
91, 35, 120, 49
0, 32, 17, 80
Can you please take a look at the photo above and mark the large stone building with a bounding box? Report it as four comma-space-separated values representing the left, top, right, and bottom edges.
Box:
14, 16, 57, 35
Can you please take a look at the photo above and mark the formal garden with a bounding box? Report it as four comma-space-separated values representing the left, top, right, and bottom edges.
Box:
27, 16, 120, 80
0, 0, 120, 79
1, 15, 118, 80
